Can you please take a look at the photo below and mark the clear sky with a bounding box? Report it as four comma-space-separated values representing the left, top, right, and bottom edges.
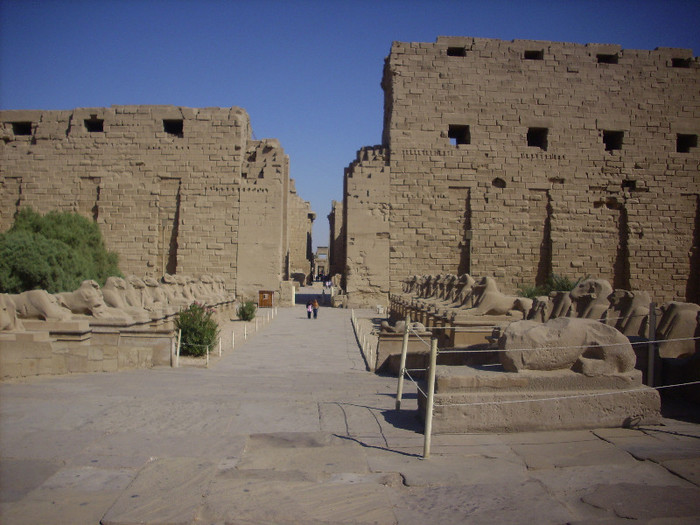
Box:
2, 0, 699, 250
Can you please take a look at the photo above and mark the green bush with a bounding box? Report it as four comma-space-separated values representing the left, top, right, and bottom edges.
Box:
517, 274, 583, 299
236, 300, 257, 321
176, 302, 220, 357
0, 208, 122, 293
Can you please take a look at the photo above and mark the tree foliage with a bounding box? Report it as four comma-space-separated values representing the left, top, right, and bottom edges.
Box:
236, 300, 257, 321
517, 274, 584, 299
176, 303, 220, 357
0, 208, 122, 293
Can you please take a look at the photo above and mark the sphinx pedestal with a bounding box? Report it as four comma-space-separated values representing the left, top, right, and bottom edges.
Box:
418, 365, 661, 433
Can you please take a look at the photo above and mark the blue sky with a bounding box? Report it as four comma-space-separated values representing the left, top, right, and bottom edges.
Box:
2, 0, 699, 250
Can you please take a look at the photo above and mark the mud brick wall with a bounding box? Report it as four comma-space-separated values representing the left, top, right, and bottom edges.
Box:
0, 105, 313, 297
343, 146, 392, 306
327, 200, 345, 279
286, 178, 314, 279
343, 37, 700, 306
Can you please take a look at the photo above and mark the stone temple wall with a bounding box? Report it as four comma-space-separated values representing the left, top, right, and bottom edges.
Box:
0, 105, 313, 299
286, 179, 314, 280
342, 36, 700, 307
327, 200, 345, 280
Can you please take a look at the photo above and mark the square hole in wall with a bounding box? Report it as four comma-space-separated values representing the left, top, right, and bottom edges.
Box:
163, 119, 183, 137
672, 57, 691, 68
448, 124, 471, 146
597, 53, 618, 64
527, 127, 548, 150
603, 130, 624, 151
524, 50, 544, 60
84, 118, 104, 132
447, 47, 467, 57
11, 122, 32, 135
677, 134, 698, 153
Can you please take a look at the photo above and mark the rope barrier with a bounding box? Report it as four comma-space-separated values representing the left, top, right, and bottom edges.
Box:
435, 335, 700, 355
404, 369, 427, 398
431, 380, 700, 408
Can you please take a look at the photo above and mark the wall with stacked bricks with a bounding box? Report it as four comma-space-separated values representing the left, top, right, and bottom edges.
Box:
342, 36, 699, 307
0, 105, 313, 298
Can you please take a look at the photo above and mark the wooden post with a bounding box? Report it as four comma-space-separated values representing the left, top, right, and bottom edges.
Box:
647, 302, 657, 387
395, 314, 411, 410
423, 337, 438, 460
175, 329, 181, 368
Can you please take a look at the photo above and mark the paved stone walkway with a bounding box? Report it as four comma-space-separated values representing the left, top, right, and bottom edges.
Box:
1, 305, 700, 524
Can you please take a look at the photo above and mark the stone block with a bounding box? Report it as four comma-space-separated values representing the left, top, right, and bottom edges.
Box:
419, 365, 661, 433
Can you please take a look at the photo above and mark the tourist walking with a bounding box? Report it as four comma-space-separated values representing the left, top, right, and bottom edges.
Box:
312, 298, 319, 319
306, 300, 313, 319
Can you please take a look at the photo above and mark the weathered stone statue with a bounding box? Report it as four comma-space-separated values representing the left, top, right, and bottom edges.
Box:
603, 289, 650, 337
141, 276, 172, 312
0, 294, 24, 331
175, 274, 197, 303
569, 278, 613, 320
199, 274, 224, 304
55, 280, 109, 317
464, 276, 532, 317
56, 280, 133, 321
9, 290, 72, 321
125, 276, 148, 308
102, 277, 151, 321
499, 317, 636, 376
161, 274, 189, 306
656, 301, 700, 358
380, 319, 426, 333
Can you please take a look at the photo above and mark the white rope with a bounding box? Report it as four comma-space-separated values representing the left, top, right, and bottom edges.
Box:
404, 369, 426, 398
436, 380, 700, 408
406, 324, 432, 348
436, 335, 700, 355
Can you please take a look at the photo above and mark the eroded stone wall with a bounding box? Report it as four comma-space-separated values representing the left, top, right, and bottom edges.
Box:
344, 146, 392, 306
286, 179, 314, 281
0, 105, 313, 297
327, 200, 345, 279
343, 37, 700, 306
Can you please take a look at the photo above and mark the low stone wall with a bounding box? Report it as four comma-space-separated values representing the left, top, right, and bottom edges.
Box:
0, 329, 170, 380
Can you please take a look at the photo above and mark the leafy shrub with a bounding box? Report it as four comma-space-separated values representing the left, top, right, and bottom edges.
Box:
517, 274, 583, 299
176, 302, 220, 357
0, 208, 122, 293
236, 300, 257, 321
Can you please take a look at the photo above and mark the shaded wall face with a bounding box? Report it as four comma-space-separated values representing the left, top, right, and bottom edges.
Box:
235, 141, 288, 299
343, 147, 392, 307
0, 106, 300, 295
287, 188, 313, 279
327, 201, 346, 278
378, 37, 700, 301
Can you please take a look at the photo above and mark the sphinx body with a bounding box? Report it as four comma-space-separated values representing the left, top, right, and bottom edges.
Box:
9, 290, 72, 321
499, 317, 636, 376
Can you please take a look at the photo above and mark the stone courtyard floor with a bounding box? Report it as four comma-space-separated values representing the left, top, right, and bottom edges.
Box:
1, 304, 700, 524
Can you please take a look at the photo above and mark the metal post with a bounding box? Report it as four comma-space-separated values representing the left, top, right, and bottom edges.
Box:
206, 344, 209, 368
647, 302, 656, 387
232, 330, 235, 351
175, 329, 181, 368
244, 325, 247, 340
395, 314, 411, 410
423, 337, 438, 460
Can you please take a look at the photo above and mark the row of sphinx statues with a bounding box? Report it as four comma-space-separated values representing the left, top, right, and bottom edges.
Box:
0, 274, 235, 331
391, 274, 700, 359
